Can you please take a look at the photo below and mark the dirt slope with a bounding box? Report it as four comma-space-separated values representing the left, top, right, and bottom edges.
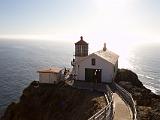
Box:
1, 81, 106, 120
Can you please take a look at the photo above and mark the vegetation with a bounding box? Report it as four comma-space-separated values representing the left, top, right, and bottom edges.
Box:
1, 81, 106, 120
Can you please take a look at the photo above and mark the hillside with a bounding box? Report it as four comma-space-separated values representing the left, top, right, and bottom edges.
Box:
1, 81, 106, 120
115, 69, 160, 120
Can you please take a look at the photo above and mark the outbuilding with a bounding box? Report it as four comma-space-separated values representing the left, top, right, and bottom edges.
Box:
38, 67, 63, 84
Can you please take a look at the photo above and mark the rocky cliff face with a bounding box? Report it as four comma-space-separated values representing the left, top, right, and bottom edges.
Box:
115, 69, 160, 120
2, 69, 160, 120
1, 81, 106, 120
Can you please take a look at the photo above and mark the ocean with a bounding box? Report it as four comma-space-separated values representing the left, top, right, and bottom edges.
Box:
0, 39, 160, 115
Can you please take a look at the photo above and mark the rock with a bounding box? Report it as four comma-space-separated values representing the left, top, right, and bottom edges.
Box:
115, 69, 160, 120
136, 106, 151, 120
115, 69, 143, 87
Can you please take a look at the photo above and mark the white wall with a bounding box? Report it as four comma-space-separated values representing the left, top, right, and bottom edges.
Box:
75, 54, 117, 83
39, 73, 49, 83
39, 73, 59, 83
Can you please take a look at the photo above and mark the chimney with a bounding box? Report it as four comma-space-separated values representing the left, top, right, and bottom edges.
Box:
103, 43, 106, 51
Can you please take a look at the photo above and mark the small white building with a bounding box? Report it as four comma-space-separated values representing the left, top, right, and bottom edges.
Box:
38, 67, 63, 84
71, 36, 119, 83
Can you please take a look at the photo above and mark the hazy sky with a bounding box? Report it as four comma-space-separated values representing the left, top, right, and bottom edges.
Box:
0, 0, 160, 46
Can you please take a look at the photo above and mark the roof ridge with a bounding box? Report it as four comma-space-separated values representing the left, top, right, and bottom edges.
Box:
75, 36, 88, 45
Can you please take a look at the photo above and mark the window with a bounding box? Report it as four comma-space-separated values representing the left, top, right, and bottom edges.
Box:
91, 58, 96, 65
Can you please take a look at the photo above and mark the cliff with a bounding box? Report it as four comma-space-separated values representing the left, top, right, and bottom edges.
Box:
1, 69, 160, 120
0, 81, 106, 120
115, 69, 160, 120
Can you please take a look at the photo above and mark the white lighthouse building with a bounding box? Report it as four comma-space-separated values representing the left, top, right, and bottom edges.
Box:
71, 36, 119, 83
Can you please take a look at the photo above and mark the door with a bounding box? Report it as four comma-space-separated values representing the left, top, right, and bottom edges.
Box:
85, 68, 94, 82
85, 68, 101, 83
95, 69, 101, 83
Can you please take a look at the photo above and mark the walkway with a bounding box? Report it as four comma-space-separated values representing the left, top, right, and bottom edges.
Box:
113, 93, 132, 120
67, 80, 133, 120
71, 80, 107, 92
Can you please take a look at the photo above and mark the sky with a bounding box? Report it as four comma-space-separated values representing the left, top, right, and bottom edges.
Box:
0, 0, 160, 49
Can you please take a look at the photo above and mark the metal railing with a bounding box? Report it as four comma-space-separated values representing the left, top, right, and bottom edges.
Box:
88, 104, 111, 120
88, 85, 114, 120
114, 83, 137, 120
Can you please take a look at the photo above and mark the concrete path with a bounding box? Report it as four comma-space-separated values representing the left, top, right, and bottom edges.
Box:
113, 93, 132, 120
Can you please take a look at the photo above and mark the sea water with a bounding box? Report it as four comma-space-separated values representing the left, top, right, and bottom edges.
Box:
0, 39, 159, 115
126, 43, 160, 95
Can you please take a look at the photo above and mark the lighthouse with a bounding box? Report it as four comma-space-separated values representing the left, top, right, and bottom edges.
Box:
71, 36, 88, 79
71, 36, 88, 66
75, 36, 88, 62
71, 36, 119, 82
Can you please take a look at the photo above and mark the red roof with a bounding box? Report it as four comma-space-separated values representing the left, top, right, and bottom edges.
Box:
75, 36, 88, 45
37, 67, 62, 73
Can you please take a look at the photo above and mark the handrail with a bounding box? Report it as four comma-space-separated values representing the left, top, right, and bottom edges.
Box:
88, 85, 114, 120
88, 105, 109, 120
114, 83, 137, 120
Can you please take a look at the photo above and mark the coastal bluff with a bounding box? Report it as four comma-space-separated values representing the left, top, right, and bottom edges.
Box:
1, 69, 160, 120
115, 69, 160, 120
0, 81, 106, 120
